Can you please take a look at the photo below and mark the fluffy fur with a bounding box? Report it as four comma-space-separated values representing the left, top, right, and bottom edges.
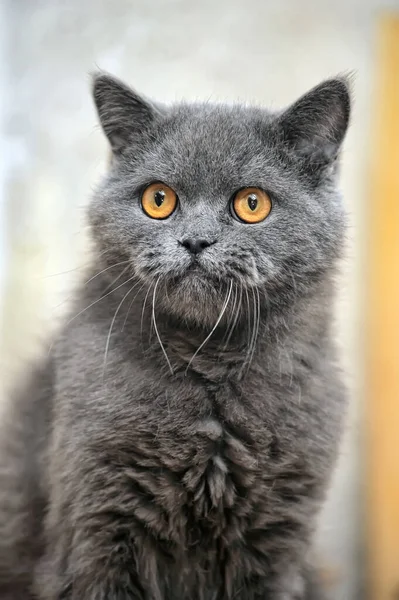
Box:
0, 73, 350, 600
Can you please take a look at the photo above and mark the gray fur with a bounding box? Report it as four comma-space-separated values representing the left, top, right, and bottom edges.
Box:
0, 73, 350, 600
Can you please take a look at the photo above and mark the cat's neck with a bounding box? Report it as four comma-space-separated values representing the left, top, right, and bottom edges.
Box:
79, 261, 334, 381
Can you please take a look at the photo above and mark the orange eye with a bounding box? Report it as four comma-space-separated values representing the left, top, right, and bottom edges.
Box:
232, 187, 272, 224
141, 183, 177, 219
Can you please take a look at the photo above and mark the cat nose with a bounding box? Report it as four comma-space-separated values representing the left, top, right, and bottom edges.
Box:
179, 238, 216, 255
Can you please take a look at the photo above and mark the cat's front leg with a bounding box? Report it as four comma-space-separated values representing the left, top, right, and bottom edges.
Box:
35, 458, 150, 600
36, 529, 146, 600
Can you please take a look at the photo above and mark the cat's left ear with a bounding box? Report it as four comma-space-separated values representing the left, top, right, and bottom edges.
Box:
92, 72, 162, 154
277, 77, 351, 165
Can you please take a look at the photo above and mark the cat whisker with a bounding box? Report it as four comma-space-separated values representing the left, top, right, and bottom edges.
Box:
162, 278, 171, 304
85, 259, 130, 286
65, 270, 133, 327
242, 287, 251, 372
285, 265, 298, 299
102, 276, 138, 377
52, 262, 130, 313
140, 282, 154, 346
185, 279, 233, 374
42, 247, 112, 279
101, 264, 131, 295
242, 289, 254, 376
152, 277, 174, 375
47, 271, 136, 357
221, 281, 243, 352
121, 281, 146, 332
233, 282, 244, 340
246, 286, 261, 372
239, 286, 259, 378
42, 266, 85, 279
220, 282, 237, 348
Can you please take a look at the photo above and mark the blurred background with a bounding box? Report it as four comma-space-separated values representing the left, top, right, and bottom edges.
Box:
1, 1, 398, 599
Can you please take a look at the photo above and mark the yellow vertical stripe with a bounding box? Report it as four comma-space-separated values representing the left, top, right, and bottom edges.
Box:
367, 14, 399, 600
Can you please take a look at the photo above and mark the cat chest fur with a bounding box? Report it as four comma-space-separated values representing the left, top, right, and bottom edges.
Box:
179, 417, 259, 524
114, 379, 274, 551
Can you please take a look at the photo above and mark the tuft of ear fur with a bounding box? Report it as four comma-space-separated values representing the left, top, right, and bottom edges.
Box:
92, 72, 161, 153
278, 77, 351, 164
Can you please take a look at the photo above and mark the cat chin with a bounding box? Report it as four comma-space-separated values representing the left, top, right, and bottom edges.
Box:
166, 274, 220, 301
157, 275, 232, 326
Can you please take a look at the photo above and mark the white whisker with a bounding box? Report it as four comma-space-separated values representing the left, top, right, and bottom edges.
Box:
243, 287, 251, 370
52, 262, 130, 312
186, 279, 233, 373
47, 271, 135, 357
42, 247, 111, 279
246, 286, 260, 372
65, 270, 133, 327
239, 286, 259, 378
285, 265, 298, 298
85, 260, 130, 285
140, 283, 154, 344
102, 276, 137, 377
222, 281, 242, 351
152, 277, 174, 375
222, 282, 237, 345
101, 264, 131, 295
121, 282, 146, 332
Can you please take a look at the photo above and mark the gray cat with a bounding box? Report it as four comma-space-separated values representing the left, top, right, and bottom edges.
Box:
0, 73, 350, 600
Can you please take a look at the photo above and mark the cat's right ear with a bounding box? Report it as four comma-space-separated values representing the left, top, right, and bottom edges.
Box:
92, 73, 161, 154
277, 77, 351, 166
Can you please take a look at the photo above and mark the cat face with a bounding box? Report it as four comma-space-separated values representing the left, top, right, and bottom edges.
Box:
90, 75, 350, 323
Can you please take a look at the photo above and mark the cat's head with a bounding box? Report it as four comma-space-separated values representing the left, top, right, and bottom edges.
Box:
90, 73, 350, 325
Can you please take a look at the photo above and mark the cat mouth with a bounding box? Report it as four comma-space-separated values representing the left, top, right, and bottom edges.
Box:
186, 260, 203, 273
169, 259, 217, 286
186, 257, 218, 279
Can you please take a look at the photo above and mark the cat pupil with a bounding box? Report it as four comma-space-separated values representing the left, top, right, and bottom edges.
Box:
248, 194, 258, 211
154, 190, 165, 207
